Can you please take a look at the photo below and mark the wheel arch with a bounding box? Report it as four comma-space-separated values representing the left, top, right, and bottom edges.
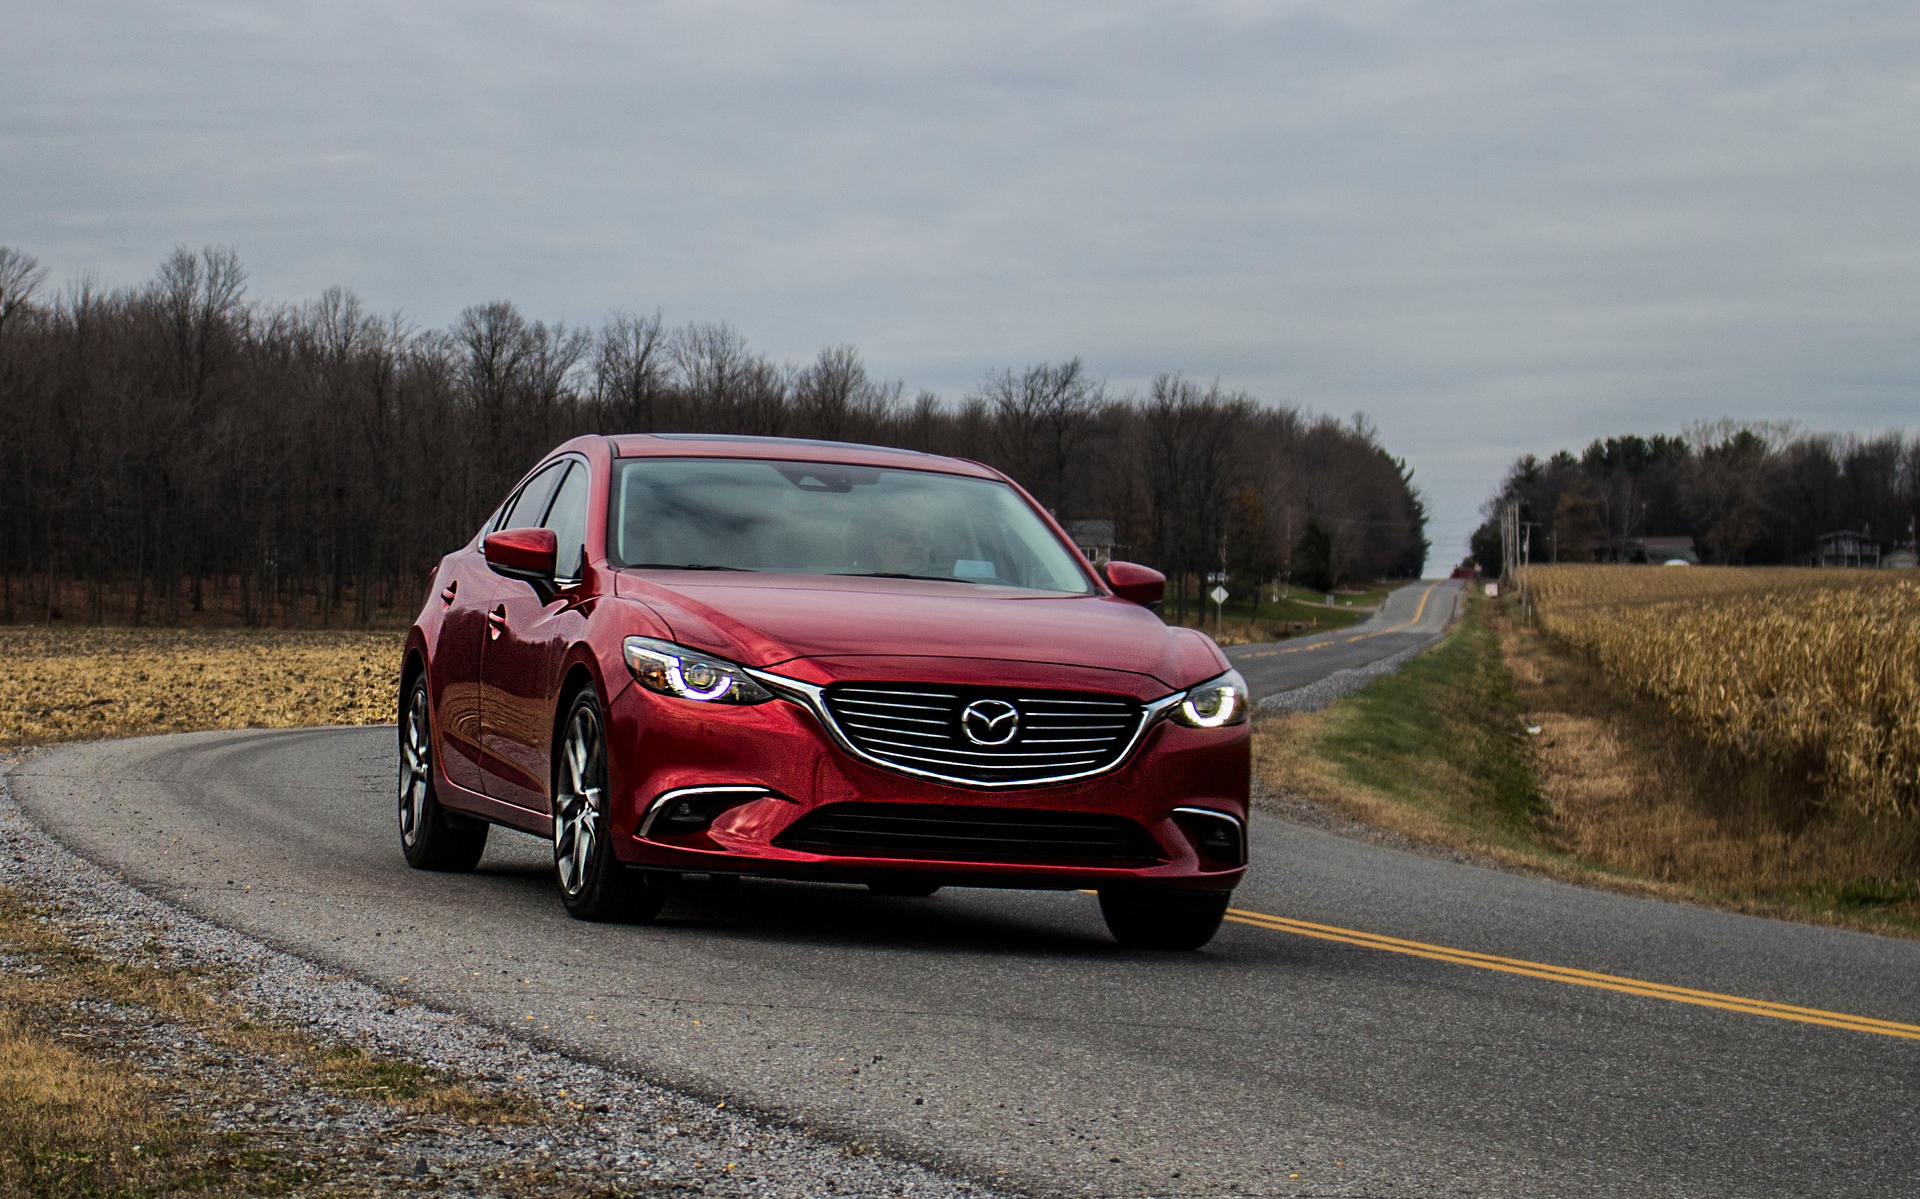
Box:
548, 650, 609, 790
399, 629, 431, 725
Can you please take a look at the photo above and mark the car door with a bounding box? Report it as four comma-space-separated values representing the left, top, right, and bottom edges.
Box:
429, 544, 495, 798
443, 461, 569, 802
479, 457, 593, 814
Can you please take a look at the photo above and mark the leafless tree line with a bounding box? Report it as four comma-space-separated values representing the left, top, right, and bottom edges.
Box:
1473, 424, 1920, 569
0, 246, 1427, 626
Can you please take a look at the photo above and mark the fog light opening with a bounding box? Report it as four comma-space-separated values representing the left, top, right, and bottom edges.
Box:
639, 786, 770, 838
1171, 807, 1246, 868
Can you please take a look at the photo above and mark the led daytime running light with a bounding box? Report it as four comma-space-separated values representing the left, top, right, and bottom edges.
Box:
1171, 669, 1250, 729
623, 637, 772, 704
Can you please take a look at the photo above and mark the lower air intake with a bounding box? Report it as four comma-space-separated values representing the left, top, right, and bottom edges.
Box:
776, 802, 1164, 866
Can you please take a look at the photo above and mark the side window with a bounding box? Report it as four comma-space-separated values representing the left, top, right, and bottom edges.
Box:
542, 462, 590, 580
498, 460, 570, 533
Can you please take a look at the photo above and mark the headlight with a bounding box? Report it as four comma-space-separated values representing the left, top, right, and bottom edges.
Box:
1171, 669, 1250, 728
622, 637, 773, 704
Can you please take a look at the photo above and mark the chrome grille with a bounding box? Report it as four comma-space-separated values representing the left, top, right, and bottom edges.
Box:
821, 684, 1146, 786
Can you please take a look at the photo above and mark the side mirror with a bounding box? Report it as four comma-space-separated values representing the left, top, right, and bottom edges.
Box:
1103, 561, 1165, 606
483, 527, 558, 588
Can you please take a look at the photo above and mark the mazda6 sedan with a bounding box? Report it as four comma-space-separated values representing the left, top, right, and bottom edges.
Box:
398, 434, 1249, 948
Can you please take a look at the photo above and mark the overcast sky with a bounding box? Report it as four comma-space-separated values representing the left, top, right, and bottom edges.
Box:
8, 1, 1920, 568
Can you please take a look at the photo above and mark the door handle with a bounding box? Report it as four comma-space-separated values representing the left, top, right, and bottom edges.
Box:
487, 605, 506, 640
441, 579, 458, 604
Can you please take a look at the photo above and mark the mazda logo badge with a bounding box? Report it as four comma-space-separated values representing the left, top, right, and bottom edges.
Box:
960, 699, 1020, 746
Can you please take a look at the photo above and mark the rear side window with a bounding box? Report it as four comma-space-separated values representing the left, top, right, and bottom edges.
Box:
498, 460, 570, 532
542, 462, 591, 580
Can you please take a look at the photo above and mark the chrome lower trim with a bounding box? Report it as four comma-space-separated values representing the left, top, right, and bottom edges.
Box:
746, 668, 1186, 790
1170, 805, 1247, 864
1170, 805, 1244, 830
638, 785, 770, 837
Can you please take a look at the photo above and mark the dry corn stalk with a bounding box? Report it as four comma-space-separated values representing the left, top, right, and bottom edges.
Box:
1528, 566, 1920, 820
0, 628, 402, 745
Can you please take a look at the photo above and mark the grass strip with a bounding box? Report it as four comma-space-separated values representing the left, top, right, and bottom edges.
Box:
1165, 586, 1390, 646
1255, 596, 1547, 856
1255, 595, 1920, 937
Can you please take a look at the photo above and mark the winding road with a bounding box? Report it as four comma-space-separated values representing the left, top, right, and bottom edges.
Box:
1227, 579, 1460, 701
8, 582, 1919, 1197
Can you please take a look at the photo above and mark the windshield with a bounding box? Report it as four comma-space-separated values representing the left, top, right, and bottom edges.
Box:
608, 457, 1094, 594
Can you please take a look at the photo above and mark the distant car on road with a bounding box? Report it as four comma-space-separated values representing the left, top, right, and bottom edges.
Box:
398, 435, 1249, 948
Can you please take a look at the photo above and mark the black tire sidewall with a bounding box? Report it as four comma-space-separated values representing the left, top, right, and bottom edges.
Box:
1098, 887, 1230, 951
556, 689, 658, 922
399, 675, 487, 872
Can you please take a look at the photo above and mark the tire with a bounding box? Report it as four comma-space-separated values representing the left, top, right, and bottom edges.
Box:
397, 675, 488, 872
1098, 887, 1230, 950
867, 879, 942, 898
553, 689, 662, 923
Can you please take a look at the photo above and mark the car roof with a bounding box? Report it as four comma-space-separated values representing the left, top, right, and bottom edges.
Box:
602, 434, 1001, 479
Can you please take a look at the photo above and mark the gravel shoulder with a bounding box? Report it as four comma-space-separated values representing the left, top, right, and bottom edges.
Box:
0, 751, 1002, 1199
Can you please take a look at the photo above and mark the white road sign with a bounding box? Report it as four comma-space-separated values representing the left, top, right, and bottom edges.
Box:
1209, 585, 1229, 605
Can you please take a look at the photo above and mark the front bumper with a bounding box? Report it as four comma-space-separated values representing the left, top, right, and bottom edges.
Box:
601, 659, 1250, 892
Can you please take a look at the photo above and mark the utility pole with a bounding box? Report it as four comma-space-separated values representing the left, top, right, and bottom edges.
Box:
1500, 501, 1520, 585
1521, 521, 1533, 621
1282, 507, 1293, 601
1218, 540, 1228, 639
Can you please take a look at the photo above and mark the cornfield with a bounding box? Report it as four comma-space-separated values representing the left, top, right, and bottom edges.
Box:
1528, 566, 1920, 821
0, 628, 402, 745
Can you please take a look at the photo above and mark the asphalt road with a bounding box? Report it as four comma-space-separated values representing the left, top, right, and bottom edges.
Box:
11, 721, 1919, 1197
1227, 579, 1462, 700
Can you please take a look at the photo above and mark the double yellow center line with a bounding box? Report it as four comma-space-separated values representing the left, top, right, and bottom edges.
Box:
1236, 581, 1444, 661
1228, 906, 1920, 1042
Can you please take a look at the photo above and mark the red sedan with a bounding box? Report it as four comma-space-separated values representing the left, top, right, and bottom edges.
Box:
398, 435, 1249, 948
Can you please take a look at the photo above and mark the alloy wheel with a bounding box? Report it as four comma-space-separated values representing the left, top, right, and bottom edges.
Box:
554, 702, 606, 897
398, 684, 432, 848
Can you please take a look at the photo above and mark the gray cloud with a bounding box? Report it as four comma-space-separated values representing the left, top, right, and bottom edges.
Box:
7, 0, 1919, 563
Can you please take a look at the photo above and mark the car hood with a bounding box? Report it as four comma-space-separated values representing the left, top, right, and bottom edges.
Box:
613, 571, 1226, 689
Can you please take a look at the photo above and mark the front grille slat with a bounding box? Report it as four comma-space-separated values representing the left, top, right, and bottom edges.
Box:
838, 720, 950, 743
847, 735, 1106, 762
821, 682, 1148, 786
833, 699, 949, 716
857, 748, 1106, 771
776, 802, 1164, 865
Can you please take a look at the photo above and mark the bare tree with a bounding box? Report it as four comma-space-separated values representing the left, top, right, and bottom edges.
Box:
978, 359, 1100, 513
0, 246, 48, 342
593, 311, 669, 432
0, 247, 1433, 626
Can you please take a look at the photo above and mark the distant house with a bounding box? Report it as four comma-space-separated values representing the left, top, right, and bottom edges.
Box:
1600, 535, 1699, 565
1885, 542, 1918, 570
1635, 536, 1699, 565
1812, 530, 1881, 569
1064, 520, 1118, 564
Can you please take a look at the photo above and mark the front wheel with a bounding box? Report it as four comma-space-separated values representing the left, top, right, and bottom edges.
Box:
397, 676, 488, 872
553, 690, 662, 923
1098, 887, 1230, 950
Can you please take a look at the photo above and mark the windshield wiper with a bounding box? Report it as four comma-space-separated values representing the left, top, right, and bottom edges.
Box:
628, 563, 757, 571
835, 572, 981, 584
